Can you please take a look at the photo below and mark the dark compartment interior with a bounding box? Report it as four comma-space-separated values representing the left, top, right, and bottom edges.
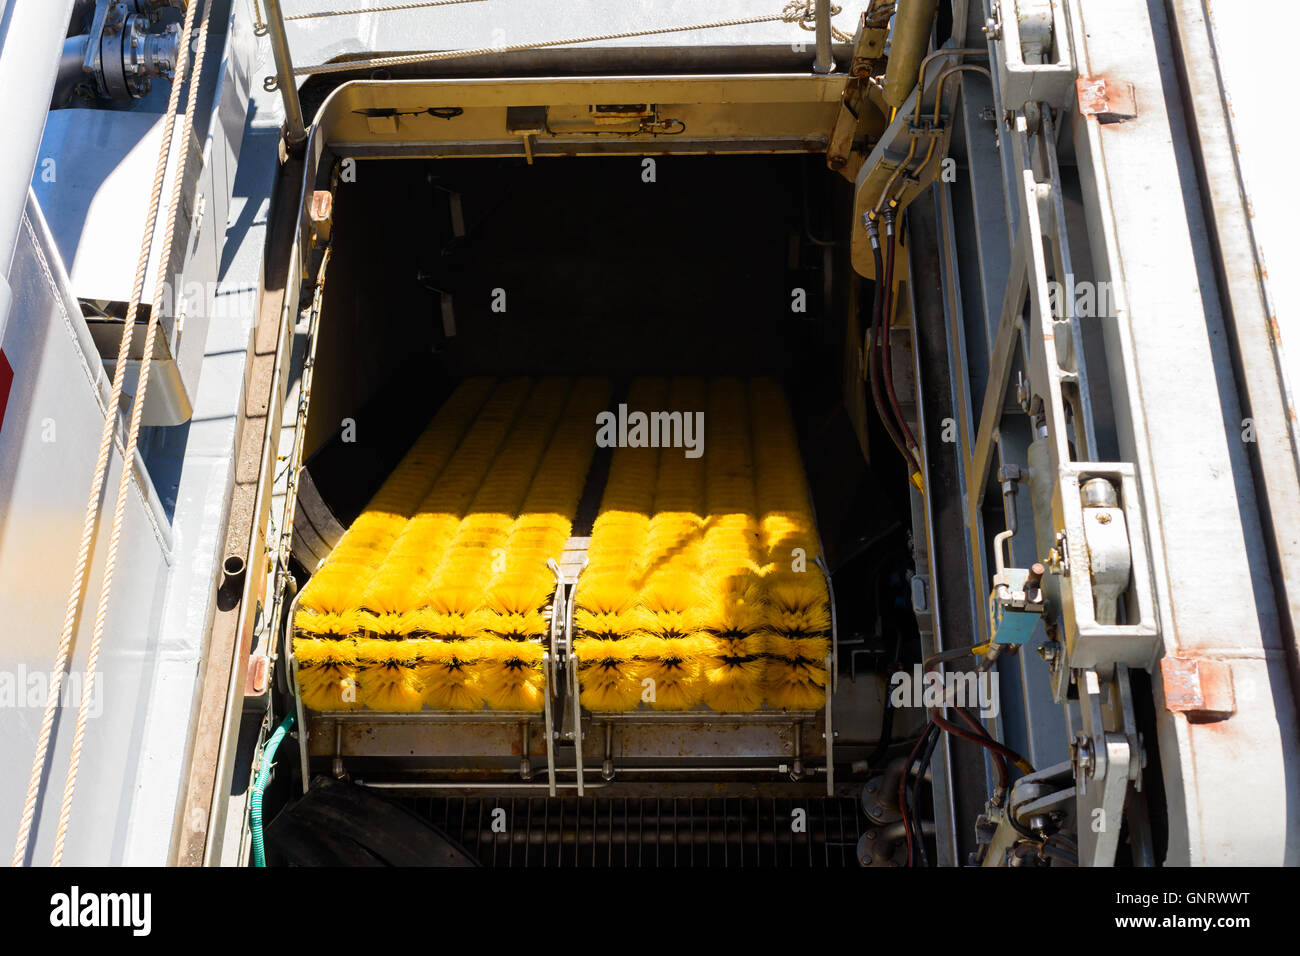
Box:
298, 153, 920, 705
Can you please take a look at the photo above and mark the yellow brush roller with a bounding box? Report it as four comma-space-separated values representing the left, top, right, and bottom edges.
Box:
293, 638, 362, 711
298, 378, 494, 615
764, 635, 830, 711
294, 609, 365, 639
573, 637, 643, 711
476, 639, 547, 712
354, 638, 424, 712
358, 379, 534, 615
415, 639, 485, 711
702, 636, 768, 714
631, 633, 711, 711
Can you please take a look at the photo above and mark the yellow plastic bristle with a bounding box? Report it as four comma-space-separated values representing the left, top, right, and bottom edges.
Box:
361, 611, 414, 638
483, 577, 552, 616
301, 379, 499, 616
691, 592, 766, 637
354, 638, 424, 711
768, 634, 832, 663
485, 610, 549, 641
573, 608, 639, 639
631, 635, 708, 710
766, 605, 833, 637
475, 639, 547, 712
764, 574, 829, 614
293, 638, 362, 711
573, 637, 643, 711
763, 656, 829, 711
415, 640, 484, 711
703, 661, 766, 712
575, 573, 639, 615
700, 632, 767, 712
638, 609, 696, 638
424, 584, 488, 617
713, 632, 771, 659
638, 571, 704, 614
294, 609, 364, 639
404, 610, 485, 640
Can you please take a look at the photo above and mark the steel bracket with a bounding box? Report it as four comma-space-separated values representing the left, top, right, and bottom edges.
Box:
992, 0, 1077, 109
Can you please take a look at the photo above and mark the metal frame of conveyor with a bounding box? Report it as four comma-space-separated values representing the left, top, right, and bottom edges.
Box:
285, 561, 565, 795
251, 69, 856, 798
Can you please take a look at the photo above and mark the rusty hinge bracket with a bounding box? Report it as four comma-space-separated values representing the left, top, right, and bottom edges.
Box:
1077, 75, 1137, 124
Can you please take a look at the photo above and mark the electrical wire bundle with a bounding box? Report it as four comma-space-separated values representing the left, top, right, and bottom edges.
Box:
749, 379, 831, 711
864, 210, 923, 491
898, 703, 1040, 867
573, 379, 665, 710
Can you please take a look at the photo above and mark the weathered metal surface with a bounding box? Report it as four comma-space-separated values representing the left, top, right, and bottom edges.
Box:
1075, 75, 1137, 123
1160, 658, 1235, 721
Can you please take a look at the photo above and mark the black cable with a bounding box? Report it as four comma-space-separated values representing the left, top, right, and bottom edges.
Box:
898, 724, 931, 866
865, 226, 915, 470
879, 214, 922, 471
909, 723, 942, 867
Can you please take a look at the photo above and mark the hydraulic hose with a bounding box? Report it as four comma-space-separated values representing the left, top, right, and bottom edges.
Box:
864, 215, 922, 486
250, 712, 296, 867
880, 214, 924, 488
865, 218, 914, 472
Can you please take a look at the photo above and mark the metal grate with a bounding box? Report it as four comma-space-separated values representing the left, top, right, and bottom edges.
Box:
398, 795, 864, 866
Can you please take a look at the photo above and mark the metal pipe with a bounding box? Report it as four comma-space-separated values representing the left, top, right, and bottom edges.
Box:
261, 0, 308, 147
813, 0, 834, 74
882, 0, 939, 108
356, 780, 611, 790
518, 720, 532, 781
358, 766, 823, 783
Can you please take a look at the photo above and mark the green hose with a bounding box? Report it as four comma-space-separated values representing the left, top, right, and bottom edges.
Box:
250, 711, 295, 867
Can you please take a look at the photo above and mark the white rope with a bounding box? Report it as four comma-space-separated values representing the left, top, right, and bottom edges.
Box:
292, 3, 853, 76
48, 0, 215, 867
785, 0, 855, 43
284, 0, 487, 20
10, 0, 206, 870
